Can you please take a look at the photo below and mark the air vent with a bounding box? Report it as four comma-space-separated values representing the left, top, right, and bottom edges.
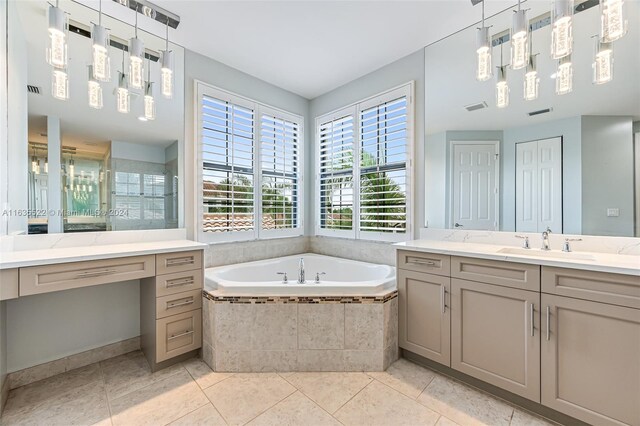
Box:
465, 101, 488, 112
528, 108, 553, 116
27, 85, 41, 95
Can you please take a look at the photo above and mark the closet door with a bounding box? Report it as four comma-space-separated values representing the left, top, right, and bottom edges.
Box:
516, 141, 538, 232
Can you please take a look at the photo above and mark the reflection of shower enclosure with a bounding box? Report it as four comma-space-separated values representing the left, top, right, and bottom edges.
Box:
62, 151, 108, 232
27, 142, 49, 234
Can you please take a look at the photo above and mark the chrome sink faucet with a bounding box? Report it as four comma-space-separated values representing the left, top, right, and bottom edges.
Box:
298, 258, 305, 284
541, 227, 552, 251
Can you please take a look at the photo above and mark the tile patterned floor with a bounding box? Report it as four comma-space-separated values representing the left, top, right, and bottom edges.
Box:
0, 351, 558, 426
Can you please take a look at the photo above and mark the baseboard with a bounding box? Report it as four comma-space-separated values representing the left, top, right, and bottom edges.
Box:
402, 349, 589, 426
8, 336, 140, 390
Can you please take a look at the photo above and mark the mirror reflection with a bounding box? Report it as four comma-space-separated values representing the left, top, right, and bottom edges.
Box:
14, 0, 184, 234
424, 0, 639, 237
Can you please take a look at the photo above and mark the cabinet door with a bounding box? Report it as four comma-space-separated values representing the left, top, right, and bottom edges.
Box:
542, 294, 640, 426
398, 270, 450, 366
451, 279, 540, 402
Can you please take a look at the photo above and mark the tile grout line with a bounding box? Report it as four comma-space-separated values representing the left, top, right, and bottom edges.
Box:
238, 382, 298, 425
330, 376, 376, 417
97, 361, 115, 426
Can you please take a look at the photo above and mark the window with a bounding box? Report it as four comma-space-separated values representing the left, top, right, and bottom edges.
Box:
114, 171, 166, 222
316, 84, 412, 241
197, 83, 303, 242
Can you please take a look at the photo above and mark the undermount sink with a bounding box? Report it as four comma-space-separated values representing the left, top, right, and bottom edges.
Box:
497, 247, 597, 261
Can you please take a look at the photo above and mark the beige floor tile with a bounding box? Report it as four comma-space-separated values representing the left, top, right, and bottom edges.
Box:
6, 363, 102, 409
204, 373, 296, 425
109, 369, 209, 426
100, 351, 184, 400
169, 403, 227, 426
510, 409, 557, 426
334, 380, 440, 426
283, 372, 373, 414
183, 357, 233, 390
1, 379, 111, 426
367, 358, 437, 398
247, 391, 341, 426
436, 416, 461, 426
417, 375, 514, 426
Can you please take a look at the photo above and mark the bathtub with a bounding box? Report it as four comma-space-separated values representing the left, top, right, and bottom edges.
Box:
204, 253, 396, 295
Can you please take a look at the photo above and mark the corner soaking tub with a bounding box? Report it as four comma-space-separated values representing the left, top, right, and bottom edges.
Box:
204, 253, 396, 295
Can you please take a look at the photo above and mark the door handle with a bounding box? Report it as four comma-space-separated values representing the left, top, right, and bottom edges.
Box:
530, 303, 535, 337
441, 286, 447, 314
454, 223, 464, 228
546, 306, 551, 341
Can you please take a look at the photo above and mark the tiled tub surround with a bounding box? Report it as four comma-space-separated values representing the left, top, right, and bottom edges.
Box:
201, 291, 399, 372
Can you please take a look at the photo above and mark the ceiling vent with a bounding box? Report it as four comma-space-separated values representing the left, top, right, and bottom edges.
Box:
528, 108, 553, 116
465, 101, 488, 112
27, 85, 41, 95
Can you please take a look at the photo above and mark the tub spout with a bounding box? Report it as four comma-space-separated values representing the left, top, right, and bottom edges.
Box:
298, 258, 305, 284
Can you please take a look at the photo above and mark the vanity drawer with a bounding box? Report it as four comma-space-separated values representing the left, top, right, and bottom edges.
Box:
156, 251, 202, 275
0, 269, 19, 300
156, 289, 202, 319
156, 309, 202, 363
451, 256, 540, 291
542, 267, 640, 309
155, 270, 203, 297
397, 250, 450, 276
19, 255, 155, 296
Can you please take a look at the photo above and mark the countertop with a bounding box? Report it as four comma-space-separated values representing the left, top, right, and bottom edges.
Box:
0, 240, 207, 269
395, 240, 640, 276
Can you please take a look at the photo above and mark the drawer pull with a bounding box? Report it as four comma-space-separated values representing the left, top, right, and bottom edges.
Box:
166, 278, 195, 288
407, 259, 436, 266
76, 269, 117, 278
166, 258, 195, 266
168, 329, 194, 340
167, 299, 194, 309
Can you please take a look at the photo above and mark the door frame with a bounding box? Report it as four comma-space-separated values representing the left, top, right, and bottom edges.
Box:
448, 140, 500, 230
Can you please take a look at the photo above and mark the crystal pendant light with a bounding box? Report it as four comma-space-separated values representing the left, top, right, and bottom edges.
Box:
88, 66, 103, 109
524, 55, 539, 101
129, 8, 144, 90
143, 61, 155, 121
160, 21, 174, 99
52, 68, 69, 100
476, 1, 492, 81
555, 55, 573, 95
117, 51, 130, 113
46, 1, 68, 68
551, 0, 574, 59
510, 0, 528, 70
496, 45, 509, 108
593, 38, 614, 84
91, 0, 111, 82
601, 0, 627, 42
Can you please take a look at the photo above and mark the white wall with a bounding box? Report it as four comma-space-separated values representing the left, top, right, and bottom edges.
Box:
110, 141, 167, 164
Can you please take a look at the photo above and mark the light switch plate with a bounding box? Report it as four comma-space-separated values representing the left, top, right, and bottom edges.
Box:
607, 208, 620, 217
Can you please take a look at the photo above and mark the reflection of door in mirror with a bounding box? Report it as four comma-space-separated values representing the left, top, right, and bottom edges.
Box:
515, 138, 562, 233
450, 141, 499, 230
27, 142, 49, 234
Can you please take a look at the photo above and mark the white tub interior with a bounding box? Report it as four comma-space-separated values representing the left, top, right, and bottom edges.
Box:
205, 253, 396, 295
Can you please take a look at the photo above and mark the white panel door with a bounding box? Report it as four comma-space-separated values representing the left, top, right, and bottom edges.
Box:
516, 137, 562, 233
451, 142, 499, 230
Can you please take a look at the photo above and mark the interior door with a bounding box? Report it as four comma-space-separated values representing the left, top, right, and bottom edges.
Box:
451, 142, 499, 230
516, 137, 562, 233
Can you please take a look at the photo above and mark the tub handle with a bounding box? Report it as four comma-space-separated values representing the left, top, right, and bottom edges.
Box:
315, 272, 326, 283
277, 272, 288, 284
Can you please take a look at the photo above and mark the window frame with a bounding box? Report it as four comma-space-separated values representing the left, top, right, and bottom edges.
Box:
195, 82, 304, 243
315, 83, 414, 242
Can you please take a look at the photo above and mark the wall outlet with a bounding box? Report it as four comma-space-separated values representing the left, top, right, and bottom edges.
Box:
607, 208, 620, 217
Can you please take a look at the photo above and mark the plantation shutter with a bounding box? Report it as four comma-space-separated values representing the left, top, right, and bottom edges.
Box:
201, 95, 255, 233
318, 115, 355, 231
260, 114, 300, 230
358, 96, 408, 234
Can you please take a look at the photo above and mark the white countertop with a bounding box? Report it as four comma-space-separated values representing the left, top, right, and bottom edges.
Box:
395, 240, 640, 276
0, 240, 207, 269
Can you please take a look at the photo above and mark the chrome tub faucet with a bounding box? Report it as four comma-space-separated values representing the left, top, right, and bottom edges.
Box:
298, 257, 305, 283
541, 227, 552, 251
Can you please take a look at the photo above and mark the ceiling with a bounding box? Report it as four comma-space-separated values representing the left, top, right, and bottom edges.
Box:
76, 0, 522, 99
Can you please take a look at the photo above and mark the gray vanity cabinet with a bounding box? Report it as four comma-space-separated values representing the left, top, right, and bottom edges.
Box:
451, 278, 541, 402
398, 269, 451, 366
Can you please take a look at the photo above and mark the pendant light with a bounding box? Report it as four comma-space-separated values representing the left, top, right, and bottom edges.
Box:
46, 0, 68, 68
117, 50, 130, 113
551, 0, 574, 59
555, 55, 573, 95
601, 0, 627, 42
510, 0, 529, 70
160, 20, 174, 99
88, 65, 103, 109
476, 0, 492, 81
143, 59, 155, 120
52, 68, 69, 100
91, 0, 111, 82
593, 38, 614, 84
128, 7, 145, 90
496, 46, 509, 108
523, 33, 539, 101
31, 147, 39, 175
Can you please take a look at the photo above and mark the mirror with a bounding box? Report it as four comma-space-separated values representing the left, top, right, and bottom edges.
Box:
11, 0, 184, 234
424, 0, 639, 237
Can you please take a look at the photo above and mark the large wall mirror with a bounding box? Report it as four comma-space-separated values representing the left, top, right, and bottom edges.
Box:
9, 0, 184, 234
424, 0, 639, 237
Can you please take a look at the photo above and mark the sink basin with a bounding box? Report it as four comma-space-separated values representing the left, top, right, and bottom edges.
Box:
497, 247, 596, 261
